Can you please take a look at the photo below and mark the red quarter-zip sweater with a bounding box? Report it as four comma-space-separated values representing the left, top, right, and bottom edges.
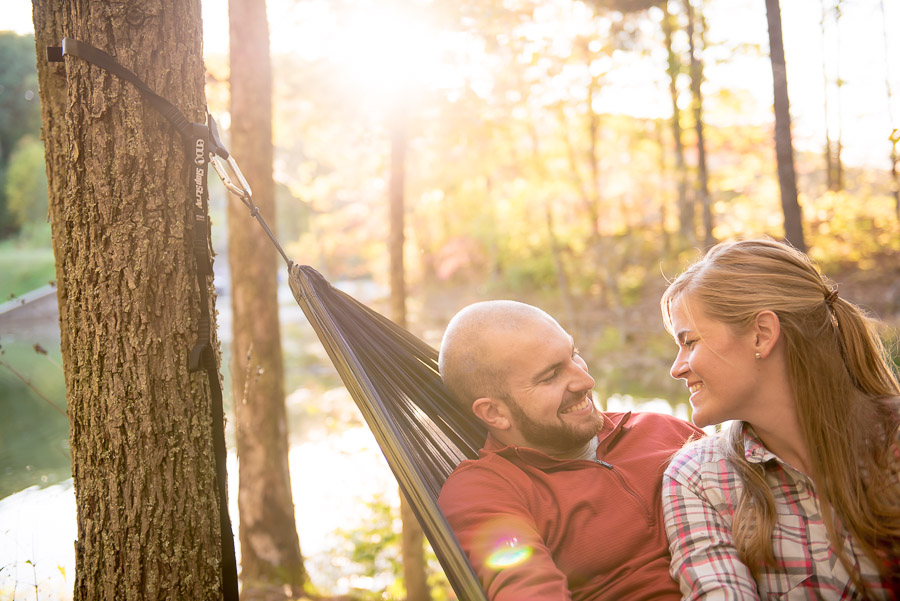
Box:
438, 411, 703, 601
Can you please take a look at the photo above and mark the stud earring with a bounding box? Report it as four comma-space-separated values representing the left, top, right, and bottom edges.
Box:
755, 352, 762, 360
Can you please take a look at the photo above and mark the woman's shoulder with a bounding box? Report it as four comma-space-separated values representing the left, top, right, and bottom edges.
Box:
669, 433, 724, 466
665, 428, 738, 486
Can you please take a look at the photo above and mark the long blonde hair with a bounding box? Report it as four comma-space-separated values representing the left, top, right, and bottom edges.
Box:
662, 238, 900, 590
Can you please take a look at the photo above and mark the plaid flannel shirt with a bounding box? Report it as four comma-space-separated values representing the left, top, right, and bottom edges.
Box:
663, 424, 896, 600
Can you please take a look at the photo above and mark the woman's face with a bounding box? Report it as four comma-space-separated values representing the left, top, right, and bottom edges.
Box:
668, 296, 761, 428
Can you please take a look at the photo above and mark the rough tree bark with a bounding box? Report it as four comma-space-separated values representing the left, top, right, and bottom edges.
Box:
765, 0, 807, 251
227, 0, 308, 598
32, 2, 233, 599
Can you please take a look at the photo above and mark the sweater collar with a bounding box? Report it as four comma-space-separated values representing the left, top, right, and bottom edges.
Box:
480, 411, 633, 467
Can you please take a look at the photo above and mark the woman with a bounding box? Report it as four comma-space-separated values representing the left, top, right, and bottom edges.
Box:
660, 238, 900, 599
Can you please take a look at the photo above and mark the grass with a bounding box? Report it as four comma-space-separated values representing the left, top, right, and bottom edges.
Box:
0, 225, 56, 301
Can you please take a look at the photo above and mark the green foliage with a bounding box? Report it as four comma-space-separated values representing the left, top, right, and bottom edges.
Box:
5, 135, 47, 227
805, 183, 900, 272
0, 226, 55, 300
0, 33, 40, 162
878, 325, 900, 379
329, 494, 455, 600
0, 32, 41, 238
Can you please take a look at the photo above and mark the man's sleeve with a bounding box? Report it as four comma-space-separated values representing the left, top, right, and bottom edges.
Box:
438, 465, 573, 601
662, 447, 760, 601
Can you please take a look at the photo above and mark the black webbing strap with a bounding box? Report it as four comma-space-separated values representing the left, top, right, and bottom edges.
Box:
48, 39, 239, 601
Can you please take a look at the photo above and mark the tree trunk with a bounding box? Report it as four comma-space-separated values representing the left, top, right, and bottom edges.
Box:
227, 0, 307, 598
765, 0, 807, 251
833, 0, 844, 191
663, 0, 693, 245
545, 204, 578, 332
32, 2, 233, 600
587, 75, 604, 237
881, 0, 900, 219
388, 104, 430, 601
820, 0, 836, 191
527, 111, 577, 328
654, 118, 671, 253
686, 0, 714, 248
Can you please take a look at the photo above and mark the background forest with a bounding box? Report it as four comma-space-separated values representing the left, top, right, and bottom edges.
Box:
1, 0, 899, 599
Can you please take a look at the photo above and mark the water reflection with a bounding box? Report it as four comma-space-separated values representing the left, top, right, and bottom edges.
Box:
0, 287, 71, 499
0, 419, 399, 600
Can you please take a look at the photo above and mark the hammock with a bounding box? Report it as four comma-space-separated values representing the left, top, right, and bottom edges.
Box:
289, 264, 489, 601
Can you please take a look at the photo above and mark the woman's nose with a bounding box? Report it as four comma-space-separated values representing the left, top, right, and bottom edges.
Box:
670, 351, 688, 380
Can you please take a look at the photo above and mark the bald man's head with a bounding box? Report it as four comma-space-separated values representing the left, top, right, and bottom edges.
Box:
438, 300, 564, 411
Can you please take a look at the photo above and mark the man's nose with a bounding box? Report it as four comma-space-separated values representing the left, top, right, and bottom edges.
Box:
569, 360, 595, 391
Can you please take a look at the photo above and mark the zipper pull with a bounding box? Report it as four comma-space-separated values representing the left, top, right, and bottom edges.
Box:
596, 459, 613, 469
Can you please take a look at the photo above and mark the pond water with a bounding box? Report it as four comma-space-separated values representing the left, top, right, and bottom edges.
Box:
0, 422, 401, 600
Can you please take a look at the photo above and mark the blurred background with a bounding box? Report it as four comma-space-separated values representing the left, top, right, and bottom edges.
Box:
1, 0, 898, 598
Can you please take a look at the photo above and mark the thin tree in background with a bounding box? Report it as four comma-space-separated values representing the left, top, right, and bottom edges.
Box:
686, 0, 714, 248
819, 0, 845, 192
388, 100, 431, 601
32, 2, 233, 599
662, 0, 693, 244
832, 0, 844, 191
228, 0, 308, 597
820, 0, 836, 191
880, 0, 899, 219
765, 0, 806, 252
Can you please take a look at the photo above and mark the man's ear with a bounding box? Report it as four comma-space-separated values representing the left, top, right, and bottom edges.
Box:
472, 397, 512, 431
753, 310, 781, 359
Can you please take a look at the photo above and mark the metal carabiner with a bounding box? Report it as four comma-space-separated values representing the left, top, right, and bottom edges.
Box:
210, 154, 253, 202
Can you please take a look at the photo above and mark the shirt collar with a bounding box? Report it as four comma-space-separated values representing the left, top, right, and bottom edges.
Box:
742, 423, 779, 464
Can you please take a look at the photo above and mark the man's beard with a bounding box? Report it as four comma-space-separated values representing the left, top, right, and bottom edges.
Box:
505, 396, 606, 455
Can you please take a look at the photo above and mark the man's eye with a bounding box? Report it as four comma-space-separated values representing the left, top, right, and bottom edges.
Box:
541, 371, 559, 383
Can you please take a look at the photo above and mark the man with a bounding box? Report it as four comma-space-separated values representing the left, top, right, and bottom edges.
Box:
437, 300, 702, 601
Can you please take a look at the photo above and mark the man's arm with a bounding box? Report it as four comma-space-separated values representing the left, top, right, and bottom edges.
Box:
662, 448, 760, 601
439, 465, 573, 601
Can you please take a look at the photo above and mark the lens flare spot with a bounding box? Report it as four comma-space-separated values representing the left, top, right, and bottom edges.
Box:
486, 538, 533, 569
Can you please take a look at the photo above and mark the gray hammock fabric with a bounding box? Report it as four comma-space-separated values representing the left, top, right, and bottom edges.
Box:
288, 263, 489, 601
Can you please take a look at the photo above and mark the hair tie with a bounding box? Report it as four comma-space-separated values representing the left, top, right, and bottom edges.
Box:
825, 285, 839, 305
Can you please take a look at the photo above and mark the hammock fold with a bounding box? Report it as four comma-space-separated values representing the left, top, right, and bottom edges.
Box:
288, 264, 488, 601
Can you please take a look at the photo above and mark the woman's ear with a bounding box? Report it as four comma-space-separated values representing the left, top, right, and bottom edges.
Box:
472, 397, 512, 431
753, 310, 781, 359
